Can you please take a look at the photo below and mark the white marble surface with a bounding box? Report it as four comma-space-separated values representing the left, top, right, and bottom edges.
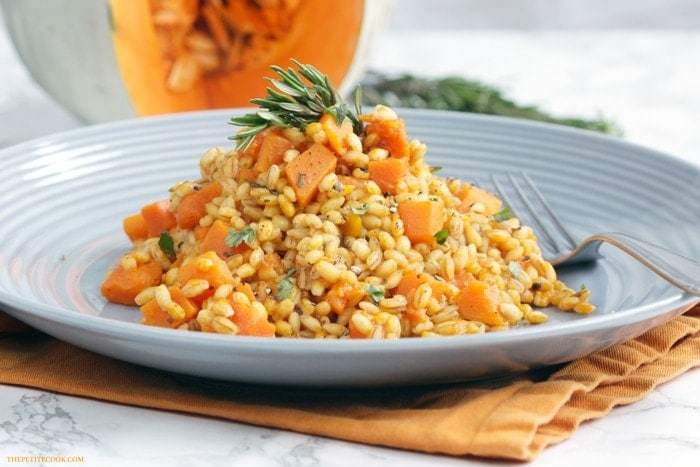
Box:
1, 372, 699, 466
1, 6, 700, 467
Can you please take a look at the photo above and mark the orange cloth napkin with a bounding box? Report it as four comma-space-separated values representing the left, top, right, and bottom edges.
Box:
1, 305, 699, 462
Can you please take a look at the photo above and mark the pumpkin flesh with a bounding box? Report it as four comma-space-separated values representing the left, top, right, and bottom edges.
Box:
110, 0, 365, 115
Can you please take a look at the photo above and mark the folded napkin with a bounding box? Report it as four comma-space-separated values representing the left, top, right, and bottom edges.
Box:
1, 305, 699, 462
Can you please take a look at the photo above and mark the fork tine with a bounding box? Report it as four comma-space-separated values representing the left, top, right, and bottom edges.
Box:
485, 173, 700, 282
490, 174, 559, 250
519, 172, 578, 248
489, 172, 577, 258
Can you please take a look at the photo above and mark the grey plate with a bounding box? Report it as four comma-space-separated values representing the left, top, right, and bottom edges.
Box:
1, 108, 698, 387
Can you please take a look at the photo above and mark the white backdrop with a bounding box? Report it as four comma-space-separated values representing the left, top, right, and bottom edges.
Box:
388, 0, 700, 29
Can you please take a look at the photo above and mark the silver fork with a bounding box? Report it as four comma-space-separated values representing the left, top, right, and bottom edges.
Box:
490, 172, 700, 297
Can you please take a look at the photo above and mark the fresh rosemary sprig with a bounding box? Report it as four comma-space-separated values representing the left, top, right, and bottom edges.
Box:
360, 72, 623, 136
229, 59, 363, 150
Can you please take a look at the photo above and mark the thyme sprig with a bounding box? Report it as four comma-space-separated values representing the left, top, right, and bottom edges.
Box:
229, 59, 363, 151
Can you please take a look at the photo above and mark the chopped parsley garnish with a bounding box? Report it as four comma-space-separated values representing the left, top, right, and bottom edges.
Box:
275, 267, 297, 300
158, 231, 176, 258
493, 205, 514, 222
225, 226, 256, 248
430, 166, 443, 173
365, 284, 384, 303
434, 229, 449, 245
351, 203, 370, 215
508, 261, 521, 279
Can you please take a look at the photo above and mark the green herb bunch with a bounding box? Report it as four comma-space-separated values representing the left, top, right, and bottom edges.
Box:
360, 72, 623, 136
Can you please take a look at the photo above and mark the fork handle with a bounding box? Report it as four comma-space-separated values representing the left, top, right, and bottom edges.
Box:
588, 232, 700, 297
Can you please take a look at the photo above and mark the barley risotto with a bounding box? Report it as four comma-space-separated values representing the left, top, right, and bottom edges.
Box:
100, 62, 594, 338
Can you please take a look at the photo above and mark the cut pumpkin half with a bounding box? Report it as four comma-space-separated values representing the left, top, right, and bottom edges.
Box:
110, 0, 366, 115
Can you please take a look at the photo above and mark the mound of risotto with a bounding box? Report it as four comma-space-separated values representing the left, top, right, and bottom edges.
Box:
101, 62, 594, 338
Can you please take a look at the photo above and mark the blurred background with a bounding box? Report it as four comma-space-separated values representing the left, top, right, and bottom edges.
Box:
388, 0, 700, 28
1, 0, 698, 160
373, 0, 700, 162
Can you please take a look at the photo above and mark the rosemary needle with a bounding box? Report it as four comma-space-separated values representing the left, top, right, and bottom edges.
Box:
229, 59, 363, 151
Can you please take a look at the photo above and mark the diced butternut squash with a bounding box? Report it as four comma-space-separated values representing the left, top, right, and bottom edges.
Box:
456, 184, 503, 216
193, 224, 209, 242
361, 116, 410, 158
456, 280, 505, 326
325, 281, 365, 314
175, 181, 222, 229
258, 253, 283, 281
236, 166, 259, 185
177, 250, 234, 293
395, 269, 452, 301
140, 286, 198, 328
284, 143, 337, 207
398, 199, 445, 245
227, 288, 275, 337
320, 113, 354, 155
141, 199, 177, 237
367, 157, 408, 195
428, 278, 452, 302
394, 269, 427, 298
452, 269, 476, 290
200, 219, 248, 259
253, 130, 293, 173
235, 283, 257, 303
404, 304, 428, 325
240, 130, 266, 159
100, 260, 163, 305
393, 270, 451, 324
123, 213, 149, 242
